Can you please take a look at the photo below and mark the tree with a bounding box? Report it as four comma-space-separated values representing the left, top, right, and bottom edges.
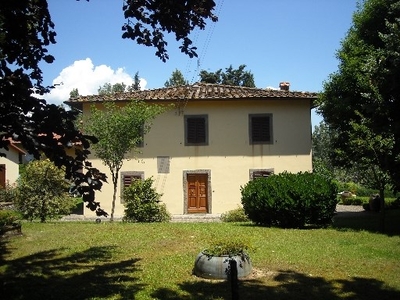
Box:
69, 88, 80, 98
98, 82, 127, 95
121, 0, 217, 62
312, 121, 384, 191
14, 159, 75, 222
83, 100, 165, 221
131, 72, 141, 91
312, 121, 336, 178
318, 0, 400, 229
199, 65, 256, 87
1, 1, 216, 216
312, 121, 357, 182
164, 69, 189, 87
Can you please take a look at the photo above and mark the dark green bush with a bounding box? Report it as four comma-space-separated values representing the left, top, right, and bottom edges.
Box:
241, 172, 338, 228
122, 177, 171, 222
340, 196, 364, 206
220, 206, 249, 222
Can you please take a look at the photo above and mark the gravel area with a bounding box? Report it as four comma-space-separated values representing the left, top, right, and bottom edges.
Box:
336, 204, 365, 213
334, 204, 371, 219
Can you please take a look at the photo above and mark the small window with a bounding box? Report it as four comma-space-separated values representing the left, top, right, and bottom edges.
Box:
185, 115, 208, 146
250, 169, 274, 180
249, 114, 273, 144
120, 171, 144, 203
123, 174, 141, 188
253, 170, 273, 179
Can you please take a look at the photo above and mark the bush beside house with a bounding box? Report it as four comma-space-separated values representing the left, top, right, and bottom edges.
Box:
14, 159, 75, 222
241, 172, 338, 228
122, 177, 171, 222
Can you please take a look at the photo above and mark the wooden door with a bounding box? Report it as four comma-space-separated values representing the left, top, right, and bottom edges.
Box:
187, 174, 208, 213
0, 164, 5, 188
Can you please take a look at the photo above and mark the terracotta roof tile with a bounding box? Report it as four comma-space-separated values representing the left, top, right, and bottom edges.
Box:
65, 83, 318, 106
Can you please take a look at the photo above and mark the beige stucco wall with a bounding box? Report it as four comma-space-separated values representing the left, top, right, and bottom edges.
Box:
83, 99, 312, 218
0, 148, 21, 187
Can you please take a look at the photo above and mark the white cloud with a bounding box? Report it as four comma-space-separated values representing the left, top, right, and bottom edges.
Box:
45, 58, 147, 105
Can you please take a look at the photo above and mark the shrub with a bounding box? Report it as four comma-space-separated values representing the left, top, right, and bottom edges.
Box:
0, 210, 21, 227
202, 239, 253, 258
241, 172, 338, 228
220, 206, 249, 222
338, 181, 359, 194
14, 159, 75, 222
0, 209, 22, 235
122, 177, 171, 222
0, 181, 17, 203
340, 196, 364, 206
337, 181, 397, 198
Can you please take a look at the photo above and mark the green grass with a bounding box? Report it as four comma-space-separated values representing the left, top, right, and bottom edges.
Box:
1, 214, 400, 300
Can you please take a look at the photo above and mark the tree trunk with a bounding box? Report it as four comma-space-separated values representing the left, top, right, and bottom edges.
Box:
110, 172, 118, 222
379, 189, 385, 233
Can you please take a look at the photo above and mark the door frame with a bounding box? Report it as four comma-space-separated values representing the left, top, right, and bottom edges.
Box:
183, 170, 212, 214
0, 164, 5, 189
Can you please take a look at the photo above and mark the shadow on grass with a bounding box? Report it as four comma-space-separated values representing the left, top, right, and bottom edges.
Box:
332, 209, 400, 236
0, 244, 144, 299
151, 270, 400, 300
0, 237, 11, 263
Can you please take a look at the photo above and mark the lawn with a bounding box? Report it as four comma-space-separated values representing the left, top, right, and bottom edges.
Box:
1, 212, 400, 300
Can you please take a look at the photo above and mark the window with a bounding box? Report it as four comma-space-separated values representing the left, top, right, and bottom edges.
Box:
250, 169, 274, 180
249, 114, 273, 144
184, 115, 208, 146
120, 171, 144, 202
122, 174, 142, 187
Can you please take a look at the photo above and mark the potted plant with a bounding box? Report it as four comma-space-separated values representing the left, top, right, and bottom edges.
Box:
193, 239, 253, 279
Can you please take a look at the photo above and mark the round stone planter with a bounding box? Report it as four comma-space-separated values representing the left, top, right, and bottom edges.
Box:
193, 251, 252, 279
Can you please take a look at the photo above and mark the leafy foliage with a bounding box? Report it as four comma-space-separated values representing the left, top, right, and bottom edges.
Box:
199, 64, 255, 87
97, 79, 142, 95
69, 88, 80, 98
1, 1, 107, 217
0, 210, 21, 227
317, 0, 400, 197
164, 69, 189, 87
241, 172, 338, 228
121, 0, 217, 61
122, 177, 170, 223
0, 181, 17, 203
220, 206, 249, 222
130, 71, 141, 91
83, 100, 165, 221
14, 159, 75, 222
202, 239, 252, 258
98, 83, 127, 95
1, 1, 216, 217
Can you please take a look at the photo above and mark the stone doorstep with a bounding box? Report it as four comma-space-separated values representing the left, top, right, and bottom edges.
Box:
171, 214, 222, 223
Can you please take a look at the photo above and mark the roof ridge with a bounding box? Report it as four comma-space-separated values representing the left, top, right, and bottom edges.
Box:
142, 82, 313, 94
66, 82, 318, 106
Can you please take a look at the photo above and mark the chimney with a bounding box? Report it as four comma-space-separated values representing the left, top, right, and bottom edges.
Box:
279, 82, 290, 91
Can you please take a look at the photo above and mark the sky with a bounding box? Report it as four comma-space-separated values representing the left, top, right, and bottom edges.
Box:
41, 0, 359, 129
